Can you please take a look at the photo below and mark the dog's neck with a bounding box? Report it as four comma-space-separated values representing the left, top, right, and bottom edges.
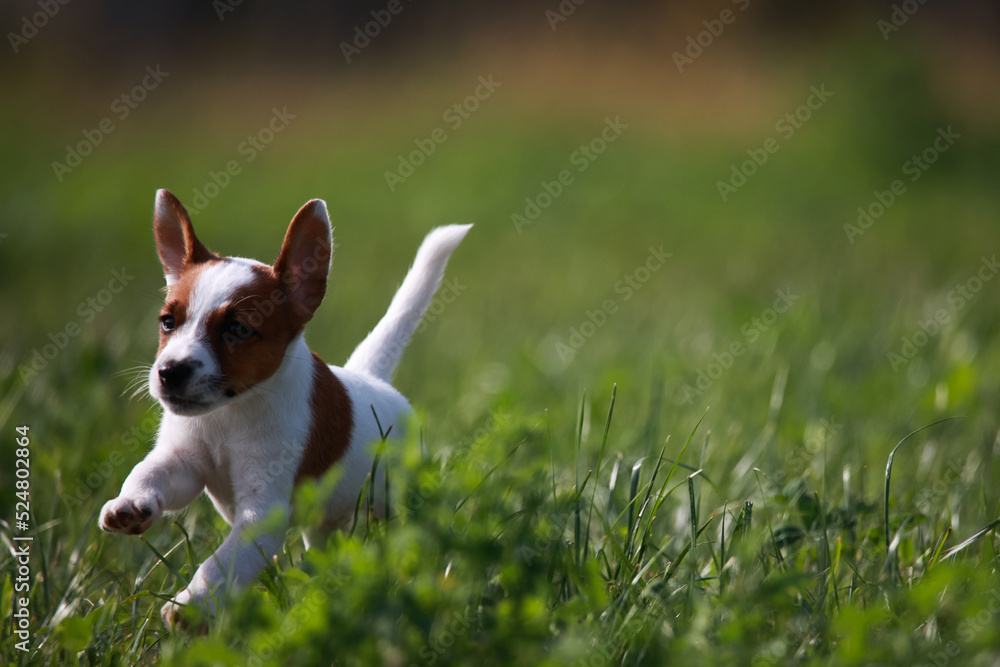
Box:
237, 332, 313, 410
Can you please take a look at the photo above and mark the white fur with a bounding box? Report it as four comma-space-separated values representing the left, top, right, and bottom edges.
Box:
100, 215, 469, 627
346, 224, 473, 381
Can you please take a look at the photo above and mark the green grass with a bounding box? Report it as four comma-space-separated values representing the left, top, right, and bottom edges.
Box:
2, 37, 1000, 665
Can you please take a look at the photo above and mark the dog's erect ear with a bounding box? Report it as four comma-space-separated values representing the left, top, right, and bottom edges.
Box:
153, 189, 217, 285
273, 199, 332, 326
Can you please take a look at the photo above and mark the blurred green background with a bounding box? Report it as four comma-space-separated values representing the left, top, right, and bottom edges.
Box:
3, 4, 998, 444
1, 2, 999, 657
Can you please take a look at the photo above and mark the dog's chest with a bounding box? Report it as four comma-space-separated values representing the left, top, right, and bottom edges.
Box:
193, 407, 310, 522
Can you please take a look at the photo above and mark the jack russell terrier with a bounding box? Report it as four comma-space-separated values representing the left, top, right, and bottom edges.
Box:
100, 189, 470, 626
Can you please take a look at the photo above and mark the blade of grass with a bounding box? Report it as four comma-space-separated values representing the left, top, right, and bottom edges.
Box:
139, 536, 187, 585
584, 384, 616, 563
927, 526, 952, 568
546, 409, 557, 509
634, 412, 708, 563
621, 440, 668, 566
575, 391, 586, 568
752, 468, 785, 567
172, 519, 198, 577
625, 457, 645, 556
455, 433, 532, 512
687, 471, 702, 599
815, 491, 838, 611
629, 539, 672, 587
663, 515, 717, 582
718, 501, 727, 595
884, 417, 961, 573
656, 458, 719, 491
368, 405, 392, 533
940, 518, 1000, 562
349, 473, 370, 539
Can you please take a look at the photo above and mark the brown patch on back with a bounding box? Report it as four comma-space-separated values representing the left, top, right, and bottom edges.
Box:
295, 353, 354, 483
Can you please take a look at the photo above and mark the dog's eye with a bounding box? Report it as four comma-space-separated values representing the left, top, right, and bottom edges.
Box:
160, 315, 176, 334
225, 320, 255, 341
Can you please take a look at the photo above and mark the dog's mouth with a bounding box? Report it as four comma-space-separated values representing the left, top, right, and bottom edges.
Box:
158, 384, 246, 416
160, 393, 217, 416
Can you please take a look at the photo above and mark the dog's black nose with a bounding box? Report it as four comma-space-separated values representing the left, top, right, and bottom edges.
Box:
158, 361, 193, 390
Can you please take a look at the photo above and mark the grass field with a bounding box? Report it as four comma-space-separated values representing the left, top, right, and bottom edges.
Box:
2, 24, 1000, 666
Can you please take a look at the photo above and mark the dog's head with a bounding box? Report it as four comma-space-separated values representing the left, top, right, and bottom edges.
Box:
148, 189, 331, 416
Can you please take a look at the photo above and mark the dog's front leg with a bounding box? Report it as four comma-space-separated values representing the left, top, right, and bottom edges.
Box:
161, 488, 292, 627
100, 440, 206, 535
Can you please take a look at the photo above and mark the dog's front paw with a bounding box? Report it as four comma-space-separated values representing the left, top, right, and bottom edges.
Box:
160, 597, 188, 629
99, 496, 161, 534
161, 588, 215, 630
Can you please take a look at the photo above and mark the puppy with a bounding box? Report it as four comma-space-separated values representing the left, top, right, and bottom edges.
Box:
100, 189, 470, 626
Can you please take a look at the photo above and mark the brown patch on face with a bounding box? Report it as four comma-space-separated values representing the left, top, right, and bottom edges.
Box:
203, 264, 301, 397
157, 260, 223, 356
295, 353, 354, 483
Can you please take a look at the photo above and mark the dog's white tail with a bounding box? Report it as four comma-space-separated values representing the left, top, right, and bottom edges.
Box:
345, 224, 472, 382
